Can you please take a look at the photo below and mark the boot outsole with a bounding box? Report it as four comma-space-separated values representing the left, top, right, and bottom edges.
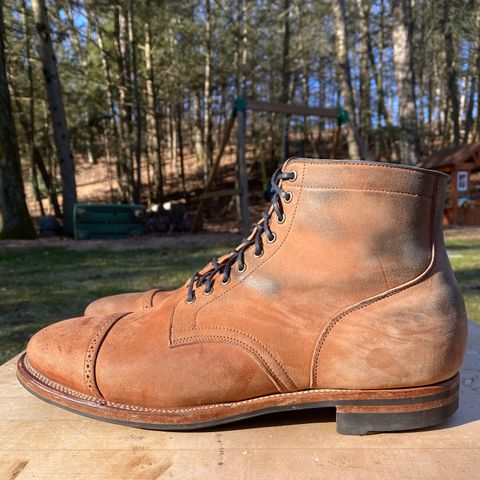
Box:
17, 353, 459, 435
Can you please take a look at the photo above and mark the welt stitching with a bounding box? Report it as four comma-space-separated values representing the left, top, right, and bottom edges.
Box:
311, 176, 439, 386
172, 335, 288, 391
25, 355, 391, 413
196, 325, 297, 388
25, 355, 455, 414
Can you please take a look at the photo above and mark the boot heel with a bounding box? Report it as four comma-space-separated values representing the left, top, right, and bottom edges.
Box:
335, 375, 460, 435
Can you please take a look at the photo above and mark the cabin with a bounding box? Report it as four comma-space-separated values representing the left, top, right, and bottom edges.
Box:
419, 143, 480, 225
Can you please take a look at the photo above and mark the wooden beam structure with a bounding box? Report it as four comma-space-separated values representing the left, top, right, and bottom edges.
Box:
191, 98, 370, 234
236, 105, 250, 232
245, 99, 339, 118
190, 114, 237, 232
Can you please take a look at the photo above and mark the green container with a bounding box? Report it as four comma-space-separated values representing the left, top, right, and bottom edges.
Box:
73, 203, 144, 240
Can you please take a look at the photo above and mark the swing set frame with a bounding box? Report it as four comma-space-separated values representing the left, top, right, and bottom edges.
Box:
191, 97, 369, 233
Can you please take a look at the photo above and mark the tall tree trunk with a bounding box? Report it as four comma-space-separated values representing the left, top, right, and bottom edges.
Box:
9, 66, 62, 218
441, 0, 460, 145
167, 104, 178, 180
391, 0, 420, 165
176, 103, 186, 193
114, 5, 133, 202
21, 0, 43, 216
332, 0, 362, 159
128, 0, 142, 204
356, 0, 372, 141
203, 0, 213, 170
88, 5, 123, 199
66, 0, 96, 165
32, 0, 77, 234
193, 92, 205, 182
280, 0, 291, 161
144, 1, 164, 202
0, 0, 36, 239
464, 8, 480, 143
235, 0, 248, 97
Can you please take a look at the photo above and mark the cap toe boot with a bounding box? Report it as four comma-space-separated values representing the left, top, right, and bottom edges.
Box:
17, 159, 468, 434
84, 288, 168, 317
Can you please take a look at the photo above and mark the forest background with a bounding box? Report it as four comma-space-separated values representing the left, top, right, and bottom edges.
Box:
1, 0, 479, 237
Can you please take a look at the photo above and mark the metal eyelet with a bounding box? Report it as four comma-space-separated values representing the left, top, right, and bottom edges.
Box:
267, 232, 277, 244
277, 214, 286, 225
283, 192, 293, 203
221, 277, 231, 285
254, 249, 264, 258
288, 170, 298, 182
204, 287, 213, 296
186, 296, 196, 304
237, 264, 247, 273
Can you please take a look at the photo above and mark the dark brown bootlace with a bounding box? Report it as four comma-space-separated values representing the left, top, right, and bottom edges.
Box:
186, 168, 295, 303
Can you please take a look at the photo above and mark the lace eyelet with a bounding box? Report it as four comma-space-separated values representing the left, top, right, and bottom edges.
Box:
277, 214, 286, 225
254, 249, 264, 258
186, 296, 196, 304
283, 192, 293, 203
221, 277, 231, 285
288, 170, 298, 182
204, 287, 213, 296
267, 232, 277, 244
237, 264, 247, 273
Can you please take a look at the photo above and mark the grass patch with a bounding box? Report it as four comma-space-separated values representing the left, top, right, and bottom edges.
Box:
446, 239, 480, 328
0, 237, 479, 363
0, 245, 230, 363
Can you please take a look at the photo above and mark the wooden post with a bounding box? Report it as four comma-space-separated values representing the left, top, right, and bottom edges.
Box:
237, 99, 250, 233
190, 113, 237, 232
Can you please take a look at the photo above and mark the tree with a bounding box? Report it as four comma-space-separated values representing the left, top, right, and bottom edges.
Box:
441, 0, 460, 145
391, 0, 420, 165
31, 0, 77, 235
144, 0, 164, 202
2, 0, 480, 222
332, 0, 362, 159
0, 0, 36, 239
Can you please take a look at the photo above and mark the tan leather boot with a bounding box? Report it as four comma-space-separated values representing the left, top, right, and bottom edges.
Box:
18, 159, 467, 435
84, 288, 168, 317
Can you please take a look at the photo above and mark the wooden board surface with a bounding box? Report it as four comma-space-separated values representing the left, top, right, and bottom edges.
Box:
1, 323, 480, 479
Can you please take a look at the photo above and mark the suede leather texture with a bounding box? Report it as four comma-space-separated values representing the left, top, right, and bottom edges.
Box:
84, 288, 168, 317
26, 159, 468, 410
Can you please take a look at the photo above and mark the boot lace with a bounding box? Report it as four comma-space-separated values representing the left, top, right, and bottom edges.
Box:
186, 168, 296, 303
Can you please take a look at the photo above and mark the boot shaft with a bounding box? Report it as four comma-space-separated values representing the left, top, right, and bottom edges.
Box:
170, 159, 467, 391
288, 160, 443, 300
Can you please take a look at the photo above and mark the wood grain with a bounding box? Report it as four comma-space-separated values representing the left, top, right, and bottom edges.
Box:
1, 323, 480, 479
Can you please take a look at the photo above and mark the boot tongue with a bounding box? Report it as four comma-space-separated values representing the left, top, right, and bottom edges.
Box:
184, 168, 295, 302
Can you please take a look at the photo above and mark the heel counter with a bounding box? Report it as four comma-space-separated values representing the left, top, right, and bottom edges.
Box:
313, 174, 468, 389
430, 174, 468, 375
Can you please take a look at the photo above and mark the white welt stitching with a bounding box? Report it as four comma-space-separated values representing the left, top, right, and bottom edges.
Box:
25, 355, 369, 414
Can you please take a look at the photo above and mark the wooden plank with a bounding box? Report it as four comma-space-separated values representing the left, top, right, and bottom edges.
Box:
191, 115, 236, 233
246, 99, 339, 118
1, 322, 480, 479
